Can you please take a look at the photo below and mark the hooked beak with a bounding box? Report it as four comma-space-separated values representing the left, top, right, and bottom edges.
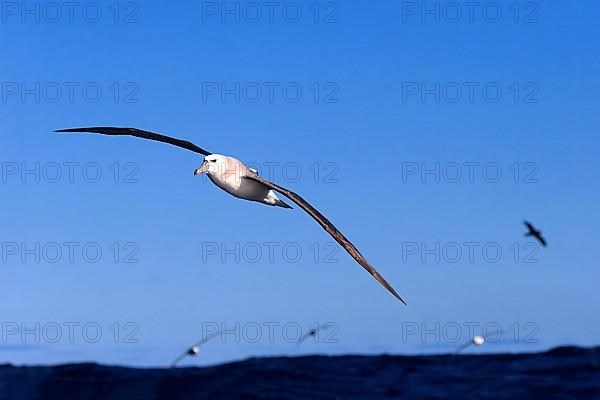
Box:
194, 160, 209, 176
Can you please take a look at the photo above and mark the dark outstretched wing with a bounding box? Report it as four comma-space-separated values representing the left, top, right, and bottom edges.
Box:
193, 330, 227, 347
523, 221, 534, 231
170, 351, 189, 368
245, 174, 407, 305
537, 234, 547, 247
454, 341, 473, 354
54, 127, 212, 156
482, 329, 508, 340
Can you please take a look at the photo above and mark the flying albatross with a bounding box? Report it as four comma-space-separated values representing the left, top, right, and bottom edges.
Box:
296, 325, 324, 348
170, 330, 231, 368
454, 329, 508, 354
523, 221, 547, 247
54, 127, 406, 304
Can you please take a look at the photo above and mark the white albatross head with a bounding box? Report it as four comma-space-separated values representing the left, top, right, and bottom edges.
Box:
193, 154, 228, 176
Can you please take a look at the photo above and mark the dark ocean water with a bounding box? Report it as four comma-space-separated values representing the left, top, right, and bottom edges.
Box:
0, 346, 598, 399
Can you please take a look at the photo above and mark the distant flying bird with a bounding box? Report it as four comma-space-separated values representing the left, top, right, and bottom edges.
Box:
54, 127, 406, 304
171, 331, 227, 368
454, 330, 507, 354
524, 221, 547, 247
296, 326, 322, 348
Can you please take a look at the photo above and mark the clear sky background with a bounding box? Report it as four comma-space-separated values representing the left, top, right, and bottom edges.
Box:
1, 1, 599, 367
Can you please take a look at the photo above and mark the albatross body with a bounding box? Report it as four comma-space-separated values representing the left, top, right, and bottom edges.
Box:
54, 126, 406, 304
195, 154, 291, 208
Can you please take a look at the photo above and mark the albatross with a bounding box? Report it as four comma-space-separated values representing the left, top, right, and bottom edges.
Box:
524, 221, 547, 247
454, 330, 507, 354
171, 330, 230, 368
296, 325, 323, 348
54, 127, 406, 304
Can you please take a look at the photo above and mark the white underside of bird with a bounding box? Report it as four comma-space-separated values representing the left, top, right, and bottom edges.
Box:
194, 154, 291, 208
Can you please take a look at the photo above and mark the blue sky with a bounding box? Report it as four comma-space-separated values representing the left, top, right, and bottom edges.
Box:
1, 1, 599, 367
